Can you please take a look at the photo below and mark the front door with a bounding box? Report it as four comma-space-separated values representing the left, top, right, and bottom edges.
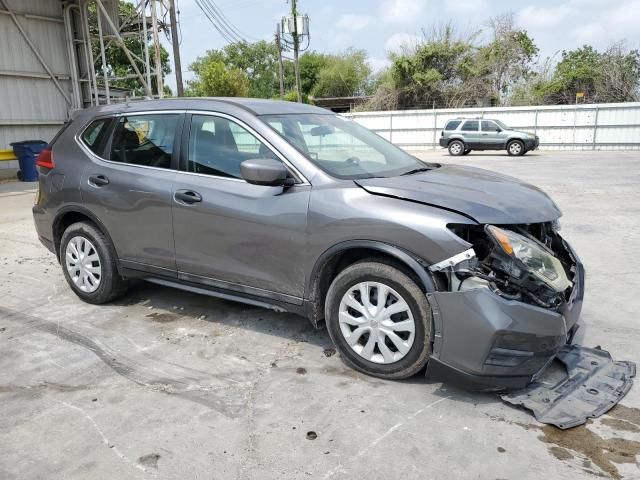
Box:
171, 113, 310, 302
80, 112, 183, 275
481, 120, 507, 149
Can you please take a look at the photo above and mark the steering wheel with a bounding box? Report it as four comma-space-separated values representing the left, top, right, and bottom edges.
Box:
346, 156, 360, 166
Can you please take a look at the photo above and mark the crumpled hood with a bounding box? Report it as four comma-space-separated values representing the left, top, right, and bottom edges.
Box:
355, 164, 561, 224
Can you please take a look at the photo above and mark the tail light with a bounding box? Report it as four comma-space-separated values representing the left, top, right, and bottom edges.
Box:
36, 147, 54, 169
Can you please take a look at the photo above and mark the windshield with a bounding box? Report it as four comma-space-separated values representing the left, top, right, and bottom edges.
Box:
260, 113, 432, 179
495, 120, 508, 130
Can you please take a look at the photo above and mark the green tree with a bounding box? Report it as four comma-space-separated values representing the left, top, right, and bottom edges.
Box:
479, 14, 538, 104
186, 60, 249, 97
89, 1, 171, 96
189, 41, 280, 98
312, 49, 371, 97
298, 51, 330, 95
530, 44, 640, 104
383, 24, 487, 109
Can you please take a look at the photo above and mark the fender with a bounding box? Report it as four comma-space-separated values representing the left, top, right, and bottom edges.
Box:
307, 240, 436, 296
52, 204, 123, 273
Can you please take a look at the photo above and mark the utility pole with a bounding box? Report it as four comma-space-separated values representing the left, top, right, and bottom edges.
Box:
140, 0, 152, 97
150, 0, 163, 98
168, 0, 183, 96
291, 0, 302, 102
275, 23, 285, 99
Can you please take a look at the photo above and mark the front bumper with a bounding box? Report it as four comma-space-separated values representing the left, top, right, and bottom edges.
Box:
525, 137, 540, 151
425, 252, 585, 391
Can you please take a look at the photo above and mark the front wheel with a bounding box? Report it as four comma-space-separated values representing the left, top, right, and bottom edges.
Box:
325, 261, 432, 380
507, 140, 525, 156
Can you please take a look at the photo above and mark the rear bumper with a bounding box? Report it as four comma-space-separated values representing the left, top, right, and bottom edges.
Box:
439, 138, 448, 148
426, 254, 585, 391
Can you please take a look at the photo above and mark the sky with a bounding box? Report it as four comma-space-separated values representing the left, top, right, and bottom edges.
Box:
160, 0, 640, 92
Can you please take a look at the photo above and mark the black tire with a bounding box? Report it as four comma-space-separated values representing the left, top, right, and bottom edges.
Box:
507, 139, 525, 156
324, 261, 432, 380
448, 140, 465, 156
462, 149, 471, 155
59, 221, 128, 304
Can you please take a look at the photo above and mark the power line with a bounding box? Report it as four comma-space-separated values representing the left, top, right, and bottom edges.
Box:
194, 0, 240, 43
194, 0, 255, 44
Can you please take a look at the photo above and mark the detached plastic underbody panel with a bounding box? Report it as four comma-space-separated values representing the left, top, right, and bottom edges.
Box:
500, 345, 636, 429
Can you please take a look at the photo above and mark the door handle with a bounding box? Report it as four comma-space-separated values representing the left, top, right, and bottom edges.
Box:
174, 190, 202, 204
88, 174, 109, 187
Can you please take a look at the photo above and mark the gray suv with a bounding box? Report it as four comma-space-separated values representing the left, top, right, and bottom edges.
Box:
440, 118, 539, 156
33, 98, 582, 391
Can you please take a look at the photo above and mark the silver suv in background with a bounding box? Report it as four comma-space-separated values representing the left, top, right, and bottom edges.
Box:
439, 118, 539, 156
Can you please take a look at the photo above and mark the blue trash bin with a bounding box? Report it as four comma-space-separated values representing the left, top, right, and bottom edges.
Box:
10, 140, 48, 182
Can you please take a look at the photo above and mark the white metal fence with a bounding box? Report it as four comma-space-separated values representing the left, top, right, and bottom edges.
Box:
344, 102, 640, 151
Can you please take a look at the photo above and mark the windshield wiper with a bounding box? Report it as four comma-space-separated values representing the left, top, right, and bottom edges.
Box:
400, 167, 431, 176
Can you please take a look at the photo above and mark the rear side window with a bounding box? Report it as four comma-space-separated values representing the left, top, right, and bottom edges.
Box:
444, 120, 461, 131
109, 114, 179, 169
461, 120, 479, 131
81, 118, 110, 154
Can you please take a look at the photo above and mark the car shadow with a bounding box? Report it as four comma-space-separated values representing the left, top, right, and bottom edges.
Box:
112, 281, 504, 406
113, 280, 333, 349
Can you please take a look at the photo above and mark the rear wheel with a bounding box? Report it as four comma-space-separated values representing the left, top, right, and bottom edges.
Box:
60, 222, 128, 304
507, 140, 525, 156
325, 261, 432, 380
448, 140, 465, 156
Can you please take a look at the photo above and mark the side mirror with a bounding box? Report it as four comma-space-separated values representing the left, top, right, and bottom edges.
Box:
495, 128, 502, 132
240, 158, 292, 187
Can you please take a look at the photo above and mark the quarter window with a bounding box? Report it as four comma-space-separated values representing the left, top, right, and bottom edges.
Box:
444, 120, 461, 130
81, 118, 110, 154
109, 114, 179, 169
187, 115, 278, 179
461, 121, 479, 131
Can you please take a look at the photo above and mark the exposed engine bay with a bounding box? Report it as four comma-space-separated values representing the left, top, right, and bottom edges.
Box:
436, 221, 578, 310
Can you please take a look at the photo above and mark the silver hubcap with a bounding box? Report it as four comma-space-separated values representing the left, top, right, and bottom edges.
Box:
450, 143, 462, 154
509, 142, 522, 154
338, 281, 415, 364
65, 236, 101, 293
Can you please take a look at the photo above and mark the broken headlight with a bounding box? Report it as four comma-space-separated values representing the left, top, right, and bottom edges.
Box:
486, 225, 571, 293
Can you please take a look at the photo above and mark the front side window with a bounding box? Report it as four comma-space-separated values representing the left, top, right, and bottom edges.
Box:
261, 113, 430, 179
109, 114, 179, 169
81, 118, 110, 154
461, 120, 479, 132
481, 120, 499, 132
186, 115, 278, 179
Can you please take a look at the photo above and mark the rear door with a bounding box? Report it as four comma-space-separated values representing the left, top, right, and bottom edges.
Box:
171, 112, 310, 302
79, 112, 184, 275
460, 120, 481, 147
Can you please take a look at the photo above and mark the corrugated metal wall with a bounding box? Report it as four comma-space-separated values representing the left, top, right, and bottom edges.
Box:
345, 103, 640, 151
0, 0, 71, 159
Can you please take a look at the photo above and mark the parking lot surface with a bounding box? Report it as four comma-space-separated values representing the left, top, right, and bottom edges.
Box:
1, 150, 640, 479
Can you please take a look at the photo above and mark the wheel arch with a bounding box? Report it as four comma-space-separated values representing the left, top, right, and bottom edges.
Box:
305, 241, 436, 327
52, 206, 121, 271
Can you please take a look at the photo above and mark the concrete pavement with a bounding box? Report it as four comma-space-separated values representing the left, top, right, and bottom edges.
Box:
1, 150, 639, 479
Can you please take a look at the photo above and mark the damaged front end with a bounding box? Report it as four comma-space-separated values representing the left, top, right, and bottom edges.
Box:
425, 221, 585, 391
425, 221, 635, 428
